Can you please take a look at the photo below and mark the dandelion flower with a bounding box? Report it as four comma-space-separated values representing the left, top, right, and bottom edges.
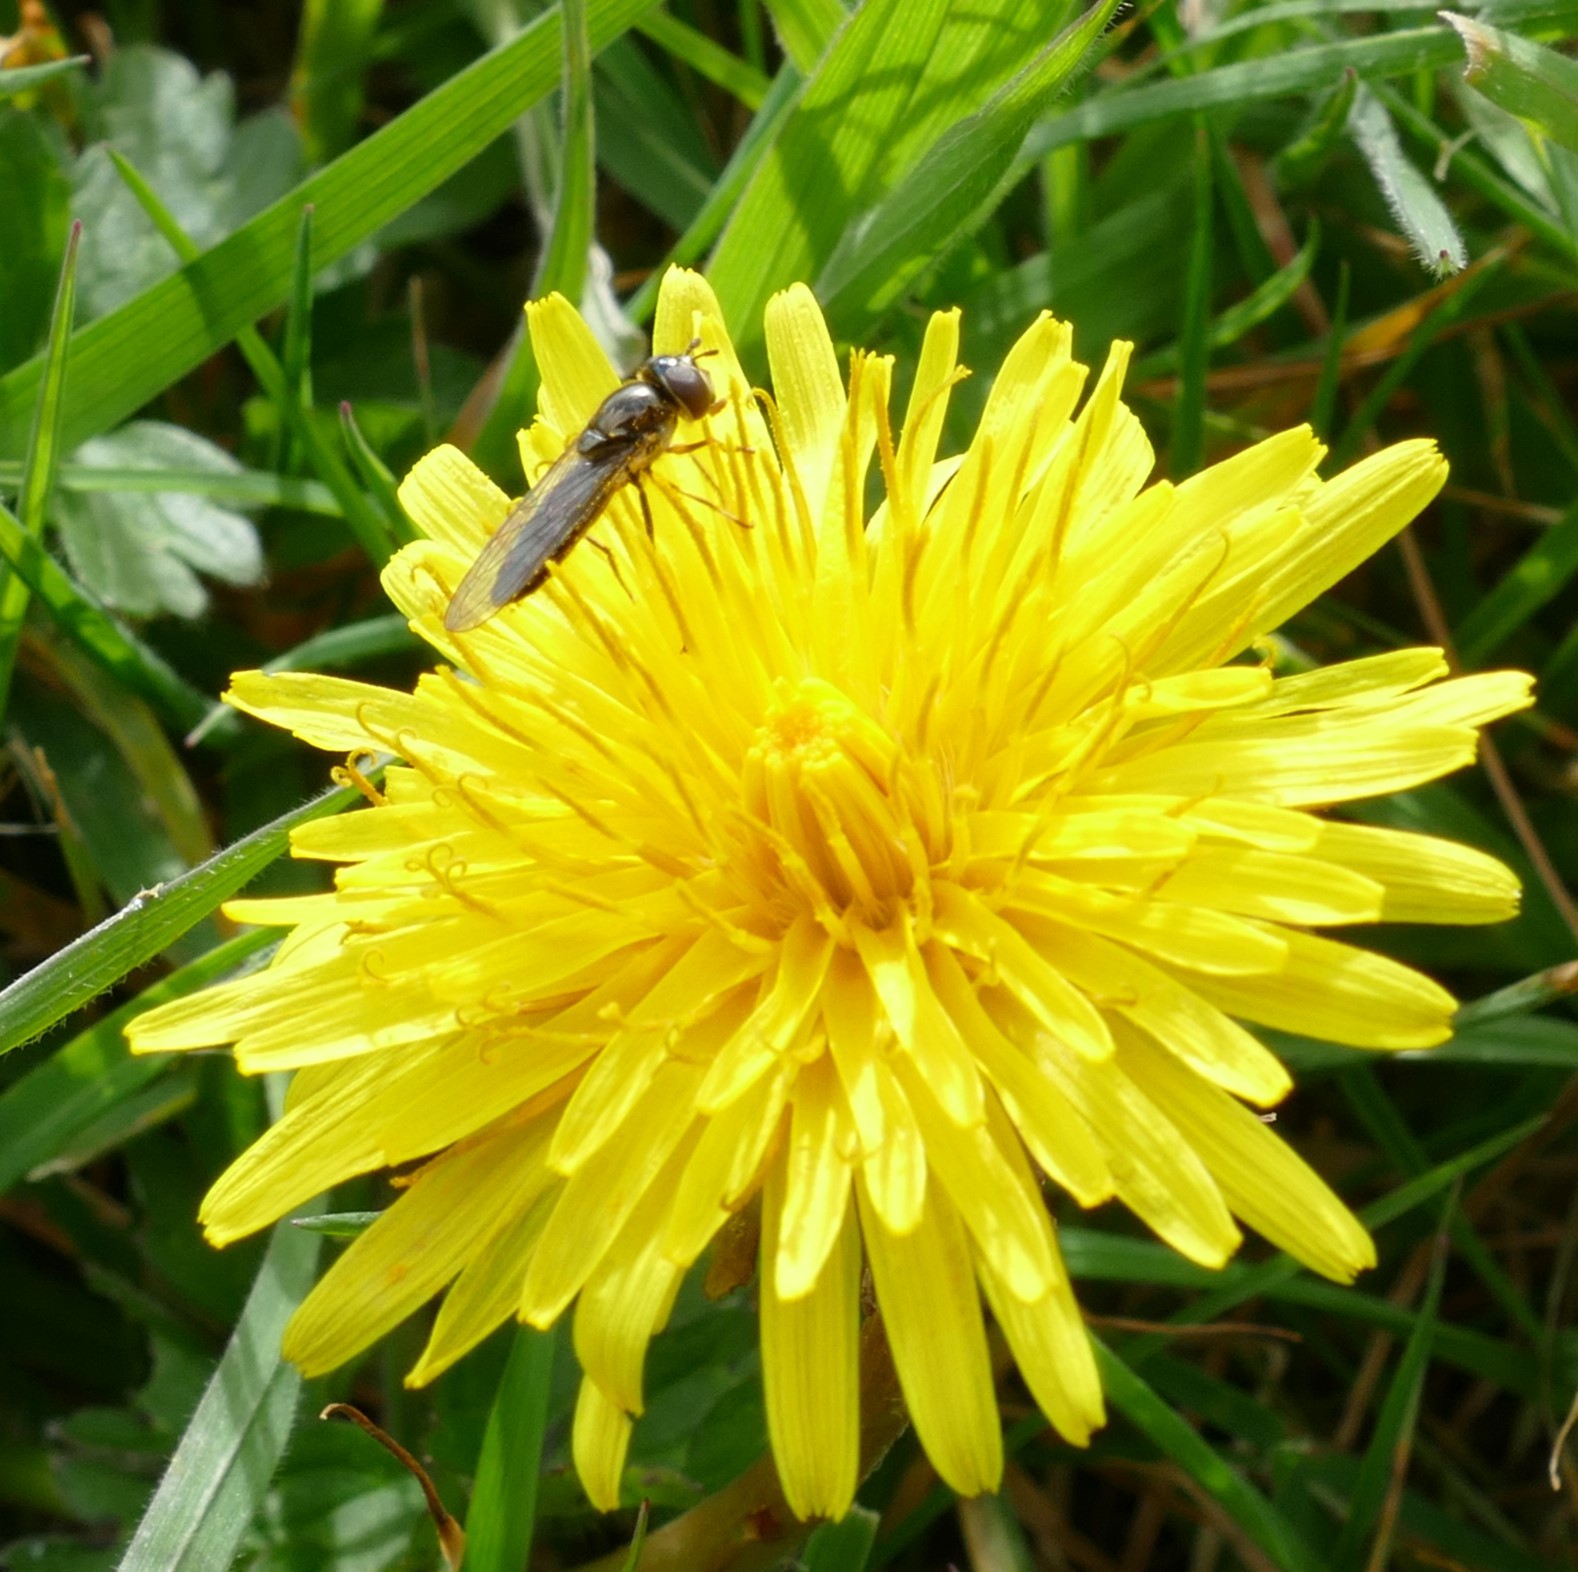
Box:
127, 269, 1532, 1519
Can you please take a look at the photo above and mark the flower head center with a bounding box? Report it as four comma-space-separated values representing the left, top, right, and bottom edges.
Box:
740, 679, 920, 929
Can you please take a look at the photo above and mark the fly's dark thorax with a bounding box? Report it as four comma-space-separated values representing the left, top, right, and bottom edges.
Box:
577, 382, 679, 475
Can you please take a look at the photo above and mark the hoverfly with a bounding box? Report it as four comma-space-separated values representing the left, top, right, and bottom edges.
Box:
442, 345, 720, 633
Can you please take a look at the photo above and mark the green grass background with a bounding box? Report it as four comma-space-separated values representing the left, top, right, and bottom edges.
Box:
2, 1, 1578, 1568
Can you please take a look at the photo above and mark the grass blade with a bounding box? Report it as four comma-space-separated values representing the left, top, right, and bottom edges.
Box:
1329, 1193, 1451, 1571
0, 496, 210, 730
462, 1326, 557, 1572
1444, 10, 1578, 156
0, 929, 274, 1194
0, 0, 663, 461
0, 53, 87, 97
0, 220, 78, 718
532, 0, 595, 305
1094, 1340, 1321, 1572
762, 0, 845, 74
116, 1208, 325, 1572
1171, 124, 1213, 478
289, 0, 386, 165
816, 0, 1120, 334
1456, 495, 1578, 666
1310, 258, 1350, 439
624, 61, 803, 324
107, 152, 408, 565
637, 11, 770, 108
0, 774, 374, 1058
275, 202, 316, 475
1024, 27, 1466, 159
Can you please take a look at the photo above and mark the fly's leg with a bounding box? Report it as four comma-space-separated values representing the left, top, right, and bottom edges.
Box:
649, 469, 750, 531
583, 533, 631, 596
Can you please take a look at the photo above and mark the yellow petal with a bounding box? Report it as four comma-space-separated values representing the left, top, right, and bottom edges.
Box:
895, 307, 961, 518
924, 942, 1111, 1206
1025, 918, 1291, 1107
1151, 846, 1385, 926
283, 1117, 553, 1376
572, 1378, 631, 1512
1001, 996, 1241, 1268
775, 1054, 855, 1299
521, 1061, 702, 1326
934, 884, 1112, 1063
854, 916, 983, 1125
1251, 438, 1448, 635
663, 1064, 790, 1267
550, 930, 769, 1172
857, 1170, 1002, 1497
761, 1155, 860, 1520
574, 1153, 686, 1414
525, 291, 619, 436
894, 1061, 1057, 1303
1114, 1022, 1374, 1281
1315, 820, 1521, 924
395, 442, 509, 552
409, 1189, 557, 1385
765, 282, 845, 537
859, 1061, 928, 1236
972, 1093, 1104, 1443
1185, 928, 1455, 1049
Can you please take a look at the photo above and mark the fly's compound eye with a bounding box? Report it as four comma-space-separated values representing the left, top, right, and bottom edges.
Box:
649, 355, 717, 422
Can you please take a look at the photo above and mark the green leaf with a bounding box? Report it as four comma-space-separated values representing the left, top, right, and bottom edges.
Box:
0, 774, 374, 1059
1094, 1340, 1321, 1572
595, 38, 718, 229
0, 930, 273, 1195
1310, 259, 1350, 440
0, 0, 663, 462
14, 634, 216, 925
1456, 965, 1578, 1030
463, 1326, 556, 1572
1347, 83, 1467, 276
816, 0, 1120, 333
117, 1210, 324, 1572
69, 46, 305, 320
802, 1506, 880, 1572
0, 219, 78, 718
1133, 219, 1319, 378
51, 422, 264, 618
0, 496, 211, 731
1444, 10, 1578, 156
1456, 495, 1578, 665
0, 53, 89, 98
1329, 261, 1494, 470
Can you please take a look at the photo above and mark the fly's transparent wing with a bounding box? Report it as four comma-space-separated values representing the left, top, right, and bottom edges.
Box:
442, 447, 630, 632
